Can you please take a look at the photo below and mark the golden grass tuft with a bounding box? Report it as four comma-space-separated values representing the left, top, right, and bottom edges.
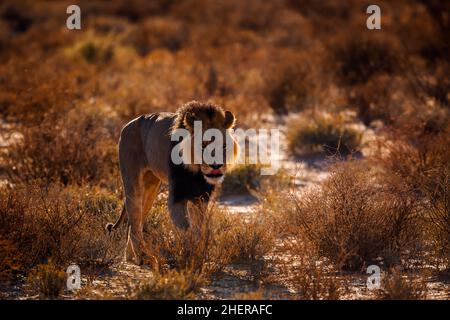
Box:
26, 259, 67, 299
287, 111, 362, 157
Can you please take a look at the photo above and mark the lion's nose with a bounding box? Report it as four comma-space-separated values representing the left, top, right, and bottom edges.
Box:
210, 164, 223, 169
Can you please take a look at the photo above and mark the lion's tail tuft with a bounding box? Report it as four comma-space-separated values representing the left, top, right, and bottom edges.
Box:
105, 223, 114, 233
105, 204, 127, 234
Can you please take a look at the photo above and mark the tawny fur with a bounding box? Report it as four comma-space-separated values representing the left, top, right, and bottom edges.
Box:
106, 101, 238, 266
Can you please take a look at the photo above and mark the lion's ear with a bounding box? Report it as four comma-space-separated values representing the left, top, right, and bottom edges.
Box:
184, 112, 195, 130
224, 110, 236, 129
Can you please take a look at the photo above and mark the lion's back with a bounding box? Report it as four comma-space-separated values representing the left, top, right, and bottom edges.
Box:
140, 112, 176, 183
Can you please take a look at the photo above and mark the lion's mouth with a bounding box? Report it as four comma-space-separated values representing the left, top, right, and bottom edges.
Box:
205, 169, 224, 178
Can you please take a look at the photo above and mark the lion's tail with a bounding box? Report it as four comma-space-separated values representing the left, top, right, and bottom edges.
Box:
105, 204, 127, 233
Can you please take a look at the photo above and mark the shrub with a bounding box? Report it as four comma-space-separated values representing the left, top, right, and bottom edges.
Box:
331, 36, 399, 85
290, 160, 421, 270
26, 259, 66, 299
144, 197, 237, 277
80, 41, 114, 64
287, 111, 362, 157
376, 126, 450, 268
0, 184, 123, 273
110, 0, 174, 22
377, 125, 450, 192
374, 269, 428, 300
348, 74, 393, 125
228, 213, 275, 262
124, 17, 187, 56
276, 236, 347, 300
4, 105, 119, 187
0, 55, 91, 124
134, 269, 201, 300
426, 176, 450, 268
409, 63, 450, 109
232, 289, 265, 300
142, 191, 277, 286
0, 238, 23, 281
264, 61, 313, 115
222, 164, 263, 195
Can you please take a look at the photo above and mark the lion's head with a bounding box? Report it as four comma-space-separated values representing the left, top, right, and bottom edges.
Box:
171, 101, 239, 185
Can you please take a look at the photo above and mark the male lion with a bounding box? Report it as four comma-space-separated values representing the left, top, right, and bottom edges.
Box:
106, 101, 238, 265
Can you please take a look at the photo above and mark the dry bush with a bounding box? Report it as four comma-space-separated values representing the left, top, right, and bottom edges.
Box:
227, 213, 276, 262
374, 269, 428, 300
0, 56, 93, 123
276, 236, 347, 300
409, 62, 450, 109
386, 95, 450, 135
348, 74, 394, 125
134, 268, 201, 300
0, 237, 23, 281
123, 17, 188, 56
417, 1, 450, 59
222, 163, 263, 195
141, 192, 276, 285
264, 60, 316, 115
290, 160, 421, 270
376, 126, 450, 268
0, 3, 34, 34
4, 105, 119, 187
287, 111, 362, 157
375, 126, 449, 197
169, 206, 228, 276
232, 289, 265, 300
108, 0, 174, 22
426, 177, 450, 268
221, 172, 287, 262
63, 30, 140, 68
330, 36, 399, 85
346, 73, 442, 128
26, 259, 67, 299
143, 197, 236, 278
68, 35, 115, 65
0, 184, 123, 275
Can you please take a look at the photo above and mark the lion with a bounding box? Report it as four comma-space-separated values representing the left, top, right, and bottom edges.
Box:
106, 101, 239, 266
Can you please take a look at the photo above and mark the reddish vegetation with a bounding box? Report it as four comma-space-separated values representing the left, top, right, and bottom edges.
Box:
0, 0, 448, 299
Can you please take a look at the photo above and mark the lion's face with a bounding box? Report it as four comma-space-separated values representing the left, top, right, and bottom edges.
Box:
198, 131, 238, 185
180, 107, 239, 185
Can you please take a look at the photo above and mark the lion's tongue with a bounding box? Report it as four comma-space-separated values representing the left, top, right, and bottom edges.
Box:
210, 169, 222, 175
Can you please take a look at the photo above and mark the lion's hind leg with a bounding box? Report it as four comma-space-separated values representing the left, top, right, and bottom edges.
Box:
138, 171, 162, 267
142, 171, 162, 218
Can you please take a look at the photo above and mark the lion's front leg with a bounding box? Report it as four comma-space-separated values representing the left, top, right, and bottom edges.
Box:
168, 196, 190, 230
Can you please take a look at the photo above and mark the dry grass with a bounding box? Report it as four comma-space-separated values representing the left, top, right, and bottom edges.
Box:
26, 259, 67, 299
142, 194, 276, 276
3, 105, 119, 188
374, 269, 428, 300
375, 126, 450, 268
287, 111, 362, 157
289, 160, 421, 270
1, 0, 449, 300
330, 36, 400, 86
222, 164, 263, 195
277, 236, 348, 300
232, 289, 265, 300
0, 238, 23, 282
134, 269, 201, 300
0, 184, 123, 277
